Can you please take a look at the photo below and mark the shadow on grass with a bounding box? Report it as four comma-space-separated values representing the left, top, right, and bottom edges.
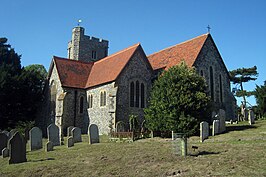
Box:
190, 151, 220, 157
28, 158, 55, 162
226, 124, 256, 132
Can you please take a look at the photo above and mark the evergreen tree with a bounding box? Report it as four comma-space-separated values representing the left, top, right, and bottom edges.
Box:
254, 81, 266, 117
229, 66, 258, 108
144, 62, 211, 137
0, 38, 47, 129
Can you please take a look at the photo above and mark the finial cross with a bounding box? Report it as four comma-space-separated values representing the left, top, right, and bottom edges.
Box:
207, 25, 211, 33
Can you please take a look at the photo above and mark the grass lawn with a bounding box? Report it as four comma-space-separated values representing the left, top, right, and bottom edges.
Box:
1, 120, 266, 177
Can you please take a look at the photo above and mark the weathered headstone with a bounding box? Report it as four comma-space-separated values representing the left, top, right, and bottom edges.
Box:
67, 126, 74, 137
71, 127, 82, 143
29, 127, 43, 151
47, 123, 60, 146
180, 137, 187, 156
24, 128, 30, 141
88, 124, 99, 144
9, 132, 27, 164
2, 148, 9, 158
67, 137, 74, 148
248, 110, 255, 125
0, 133, 8, 155
9, 129, 18, 139
212, 120, 220, 136
200, 121, 209, 142
218, 109, 226, 133
45, 141, 53, 152
2, 130, 10, 137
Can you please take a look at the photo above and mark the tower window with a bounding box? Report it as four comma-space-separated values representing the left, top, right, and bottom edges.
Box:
92, 51, 97, 59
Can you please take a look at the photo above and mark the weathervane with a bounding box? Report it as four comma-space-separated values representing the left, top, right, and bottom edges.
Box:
78, 19, 82, 26
207, 25, 211, 33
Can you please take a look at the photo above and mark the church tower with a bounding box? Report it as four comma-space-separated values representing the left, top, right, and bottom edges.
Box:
67, 26, 109, 62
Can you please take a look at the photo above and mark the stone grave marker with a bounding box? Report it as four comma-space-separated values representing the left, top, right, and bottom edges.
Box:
67, 126, 74, 137
2, 148, 9, 158
88, 124, 99, 144
46, 141, 53, 152
29, 127, 43, 151
0, 133, 8, 155
218, 109, 226, 133
72, 127, 82, 143
67, 137, 74, 148
248, 110, 255, 125
47, 123, 60, 146
9, 129, 18, 139
9, 132, 27, 164
212, 120, 220, 136
200, 121, 209, 142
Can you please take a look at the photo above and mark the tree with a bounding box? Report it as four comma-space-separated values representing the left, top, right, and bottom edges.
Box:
229, 66, 258, 108
254, 81, 266, 117
0, 38, 47, 129
144, 62, 211, 137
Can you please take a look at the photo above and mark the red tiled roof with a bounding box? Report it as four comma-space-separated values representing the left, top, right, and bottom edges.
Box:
148, 33, 209, 70
51, 43, 140, 89
53, 56, 93, 88
86, 43, 140, 88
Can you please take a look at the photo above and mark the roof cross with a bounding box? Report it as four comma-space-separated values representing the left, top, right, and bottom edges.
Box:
207, 25, 211, 33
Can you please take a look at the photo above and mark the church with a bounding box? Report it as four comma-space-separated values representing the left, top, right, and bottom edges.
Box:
37, 26, 236, 135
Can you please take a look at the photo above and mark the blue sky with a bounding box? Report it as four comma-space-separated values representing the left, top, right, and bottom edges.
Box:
1, 0, 266, 106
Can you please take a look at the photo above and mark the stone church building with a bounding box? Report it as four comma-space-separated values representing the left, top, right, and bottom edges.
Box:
37, 26, 236, 135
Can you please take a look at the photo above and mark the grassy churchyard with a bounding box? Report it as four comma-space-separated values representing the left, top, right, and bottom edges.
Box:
1, 120, 266, 177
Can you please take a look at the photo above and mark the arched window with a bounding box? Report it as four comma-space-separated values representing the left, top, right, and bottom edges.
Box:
88, 94, 93, 108
135, 81, 140, 107
80, 96, 84, 113
141, 83, 145, 108
130, 82, 134, 107
219, 75, 223, 103
209, 66, 214, 101
100, 91, 106, 107
129, 80, 145, 108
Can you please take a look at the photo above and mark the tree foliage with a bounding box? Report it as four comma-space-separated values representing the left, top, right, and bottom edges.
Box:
254, 81, 266, 117
144, 62, 211, 137
229, 66, 258, 107
0, 38, 47, 129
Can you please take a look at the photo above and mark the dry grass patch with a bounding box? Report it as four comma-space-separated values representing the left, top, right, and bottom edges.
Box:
0, 120, 266, 176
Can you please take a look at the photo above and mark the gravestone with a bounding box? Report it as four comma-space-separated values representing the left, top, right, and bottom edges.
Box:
248, 110, 255, 125
29, 127, 43, 151
88, 124, 99, 144
2, 130, 10, 137
71, 127, 82, 143
212, 120, 220, 136
47, 123, 60, 146
24, 128, 30, 141
0, 133, 8, 155
9, 129, 18, 139
67, 137, 74, 147
9, 132, 27, 164
46, 141, 53, 152
2, 148, 9, 158
218, 109, 226, 133
67, 126, 74, 137
200, 121, 209, 142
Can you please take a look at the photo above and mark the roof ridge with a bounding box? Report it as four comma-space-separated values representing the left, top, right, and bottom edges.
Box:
148, 33, 209, 57
53, 56, 94, 65
94, 43, 140, 64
